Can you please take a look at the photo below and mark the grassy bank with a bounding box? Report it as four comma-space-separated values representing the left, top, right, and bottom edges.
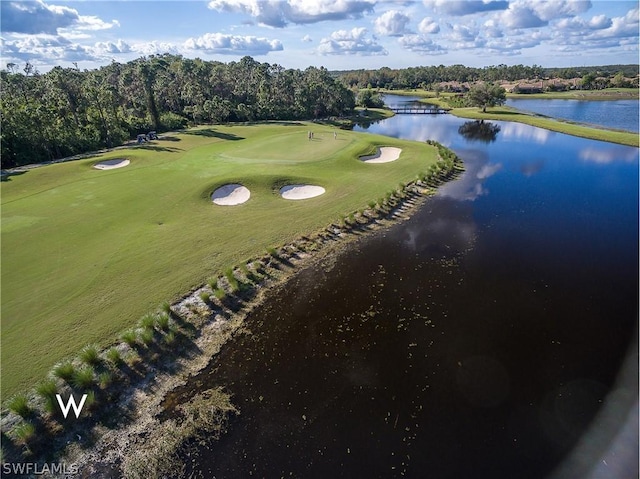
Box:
377, 88, 637, 146
448, 106, 639, 147
507, 88, 639, 100
1, 122, 439, 398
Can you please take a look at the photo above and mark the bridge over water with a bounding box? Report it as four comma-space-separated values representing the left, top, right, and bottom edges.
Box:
389, 107, 450, 114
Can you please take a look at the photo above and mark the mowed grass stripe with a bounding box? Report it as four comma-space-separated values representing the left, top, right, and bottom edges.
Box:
1, 122, 438, 397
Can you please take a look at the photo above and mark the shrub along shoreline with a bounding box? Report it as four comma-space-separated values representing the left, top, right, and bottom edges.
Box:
1, 140, 464, 475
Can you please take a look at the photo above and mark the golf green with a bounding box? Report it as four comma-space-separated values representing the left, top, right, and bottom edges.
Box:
1, 122, 440, 397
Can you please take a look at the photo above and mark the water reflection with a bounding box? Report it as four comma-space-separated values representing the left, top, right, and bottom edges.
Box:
500, 121, 552, 143
458, 120, 501, 143
438, 149, 501, 201
579, 146, 639, 164
519, 159, 545, 176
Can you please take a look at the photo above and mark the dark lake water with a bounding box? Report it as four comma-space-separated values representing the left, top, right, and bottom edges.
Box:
175, 96, 638, 478
506, 98, 639, 133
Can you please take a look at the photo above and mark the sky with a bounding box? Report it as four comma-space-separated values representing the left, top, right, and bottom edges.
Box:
1, 0, 638, 73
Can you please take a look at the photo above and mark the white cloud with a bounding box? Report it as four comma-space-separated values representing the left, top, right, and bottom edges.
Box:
549, 6, 638, 52
424, 0, 509, 16
500, 4, 547, 28
497, 0, 594, 30
1, 1, 119, 36
526, 0, 592, 22
301, 34, 312, 42
418, 17, 440, 34
317, 27, 387, 55
1, 1, 79, 34
208, 0, 375, 27
449, 24, 478, 42
398, 34, 446, 54
374, 10, 411, 36
93, 39, 132, 55
74, 15, 120, 32
556, 15, 609, 31
2, 34, 102, 64
184, 33, 283, 55
132, 41, 182, 56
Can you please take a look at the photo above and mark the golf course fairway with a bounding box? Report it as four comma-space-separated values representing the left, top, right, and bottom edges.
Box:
1, 122, 442, 398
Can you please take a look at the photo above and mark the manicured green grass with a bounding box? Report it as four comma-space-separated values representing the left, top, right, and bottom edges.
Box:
506, 88, 639, 100
1, 122, 440, 398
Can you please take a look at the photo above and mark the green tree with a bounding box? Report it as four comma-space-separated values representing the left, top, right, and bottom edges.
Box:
466, 83, 506, 112
356, 89, 384, 108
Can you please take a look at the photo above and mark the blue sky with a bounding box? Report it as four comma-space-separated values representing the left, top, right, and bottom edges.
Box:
1, 1, 638, 72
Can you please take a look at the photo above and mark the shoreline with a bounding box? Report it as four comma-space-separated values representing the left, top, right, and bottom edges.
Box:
68, 163, 463, 477
3, 149, 464, 477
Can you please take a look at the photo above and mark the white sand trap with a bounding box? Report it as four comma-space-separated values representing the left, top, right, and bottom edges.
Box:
360, 147, 402, 164
212, 184, 251, 205
280, 184, 326, 200
93, 159, 130, 170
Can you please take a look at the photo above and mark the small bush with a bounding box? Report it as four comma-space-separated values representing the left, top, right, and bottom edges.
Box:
208, 278, 219, 290
267, 247, 278, 258
84, 390, 97, 411
125, 351, 141, 367
106, 347, 123, 366
155, 313, 170, 331
213, 288, 226, 300
140, 313, 156, 330
80, 345, 101, 366
13, 421, 36, 446
139, 327, 155, 346
98, 371, 112, 389
71, 367, 95, 389
164, 331, 176, 345
7, 394, 31, 418
199, 292, 211, 304
121, 330, 138, 347
161, 302, 172, 315
368, 200, 377, 209
224, 268, 239, 292
53, 361, 76, 381
36, 379, 58, 413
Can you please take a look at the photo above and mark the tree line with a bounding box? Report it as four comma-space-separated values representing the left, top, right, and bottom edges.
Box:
335, 63, 639, 90
0, 55, 355, 168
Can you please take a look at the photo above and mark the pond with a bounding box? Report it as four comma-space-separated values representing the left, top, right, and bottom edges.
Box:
176, 96, 638, 478
505, 98, 639, 133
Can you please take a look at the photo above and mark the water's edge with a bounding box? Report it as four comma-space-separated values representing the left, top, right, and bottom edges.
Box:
64, 161, 464, 477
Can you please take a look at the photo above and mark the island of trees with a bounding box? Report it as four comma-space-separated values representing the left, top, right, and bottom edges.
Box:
1, 56, 637, 169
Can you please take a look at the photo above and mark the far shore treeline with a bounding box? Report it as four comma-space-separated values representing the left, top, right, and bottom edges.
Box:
1, 55, 638, 169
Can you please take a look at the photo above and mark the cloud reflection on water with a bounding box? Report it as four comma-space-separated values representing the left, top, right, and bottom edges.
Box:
579, 146, 639, 164
500, 122, 552, 144
437, 149, 502, 201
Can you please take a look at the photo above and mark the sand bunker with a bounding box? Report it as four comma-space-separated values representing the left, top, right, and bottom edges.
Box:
280, 184, 326, 200
212, 184, 251, 205
93, 159, 130, 170
360, 147, 402, 164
